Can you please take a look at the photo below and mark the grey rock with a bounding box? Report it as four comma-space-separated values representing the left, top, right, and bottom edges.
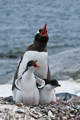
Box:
49, 48, 80, 80
56, 92, 77, 101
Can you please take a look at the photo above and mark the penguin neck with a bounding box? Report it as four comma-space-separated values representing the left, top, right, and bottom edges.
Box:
23, 69, 35, 81
33, 41, 47, 52
45, 84, 54, 91
20, 69, 36, 91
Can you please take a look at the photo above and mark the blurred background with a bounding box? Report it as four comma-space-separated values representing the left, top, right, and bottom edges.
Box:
0, 0, 80, 87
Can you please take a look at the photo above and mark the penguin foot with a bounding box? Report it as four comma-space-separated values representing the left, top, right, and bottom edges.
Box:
51, 101, 57, 104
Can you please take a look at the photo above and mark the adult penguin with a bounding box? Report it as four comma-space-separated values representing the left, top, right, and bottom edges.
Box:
12, 24, 50, 90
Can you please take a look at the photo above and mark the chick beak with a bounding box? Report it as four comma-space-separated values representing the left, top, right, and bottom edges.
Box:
57, 84, 61, 87
33, 60, 40, 68
41, 24, 47, 36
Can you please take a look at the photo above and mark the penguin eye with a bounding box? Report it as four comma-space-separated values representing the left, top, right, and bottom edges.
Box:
30, 63, 33, 66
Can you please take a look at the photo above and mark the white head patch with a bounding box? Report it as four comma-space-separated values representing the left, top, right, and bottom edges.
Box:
37, 30, 40, 34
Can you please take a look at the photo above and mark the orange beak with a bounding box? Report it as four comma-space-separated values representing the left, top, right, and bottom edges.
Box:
41, 24, 47, 36
57, 84, 61, 87
33, 60, 40, 68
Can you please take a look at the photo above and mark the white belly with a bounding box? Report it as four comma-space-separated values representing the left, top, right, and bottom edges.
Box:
39, 88, 56, 104
13, 75, 39, 105
16, 88, 39, 105
18, 51, 48, 79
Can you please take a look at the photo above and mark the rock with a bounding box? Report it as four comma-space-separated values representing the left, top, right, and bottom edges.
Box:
56, 92, 77, 101
16, 102, 24, 106
30, 108, 42, 119
48, 110, 55, 119
0, 96, 80, 119
2, 96, 14, 104
49, 48, 80, 80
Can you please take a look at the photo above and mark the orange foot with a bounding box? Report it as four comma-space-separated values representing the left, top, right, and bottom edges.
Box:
51, 101, 57, 104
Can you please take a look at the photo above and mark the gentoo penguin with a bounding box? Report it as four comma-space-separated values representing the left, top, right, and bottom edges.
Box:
13, 60, 45, 105
12, 24, 50, 91
39, 79, 61, 105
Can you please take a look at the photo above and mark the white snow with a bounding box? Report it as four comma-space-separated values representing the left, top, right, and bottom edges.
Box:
0, 84, 12, 97
56, 79, 80, 96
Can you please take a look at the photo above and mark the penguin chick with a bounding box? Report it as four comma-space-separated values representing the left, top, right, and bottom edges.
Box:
39, 79, 61, 105
13, 60, 45, 105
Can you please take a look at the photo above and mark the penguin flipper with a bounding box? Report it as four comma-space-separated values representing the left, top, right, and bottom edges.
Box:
47, 65, 51, 79
15, 77, 21, 91
35, 76, 45, 88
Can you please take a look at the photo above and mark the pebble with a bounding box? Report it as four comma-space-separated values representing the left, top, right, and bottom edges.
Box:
0, 96, 80, 120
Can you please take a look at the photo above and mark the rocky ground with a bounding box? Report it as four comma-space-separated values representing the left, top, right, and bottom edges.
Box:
0, 96, 80, 120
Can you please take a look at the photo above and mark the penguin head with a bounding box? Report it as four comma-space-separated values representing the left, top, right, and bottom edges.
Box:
50, 79, 61, 88
43, 79, 61, 90
26, 60, 40, 71
34, 24, 49, 44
